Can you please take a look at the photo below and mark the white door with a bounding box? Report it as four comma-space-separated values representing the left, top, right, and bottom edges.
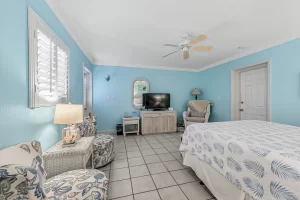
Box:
240, 67, 268, 120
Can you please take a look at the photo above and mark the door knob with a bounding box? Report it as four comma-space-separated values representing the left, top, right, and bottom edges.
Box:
240, 109, 244, 111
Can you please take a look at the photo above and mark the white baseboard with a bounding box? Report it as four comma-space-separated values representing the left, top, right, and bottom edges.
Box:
97, 130, 117, 135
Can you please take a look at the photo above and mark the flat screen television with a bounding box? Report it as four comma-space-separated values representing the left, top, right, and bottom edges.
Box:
143, 93, 170, 110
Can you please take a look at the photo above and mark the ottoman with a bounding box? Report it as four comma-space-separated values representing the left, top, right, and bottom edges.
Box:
93, 134, 114, 168
45, 169, 108, 200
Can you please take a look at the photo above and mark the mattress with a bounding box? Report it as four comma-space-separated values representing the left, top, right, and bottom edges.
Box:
183, 153, 254, 200
179, 120, 300, 200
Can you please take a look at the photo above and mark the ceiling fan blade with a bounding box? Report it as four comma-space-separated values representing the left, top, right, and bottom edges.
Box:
183, 50, 189, 60
189, 34, 207, 45
164, 44, 178, 47
192, 46, 213, 51
162, 51, 179, 58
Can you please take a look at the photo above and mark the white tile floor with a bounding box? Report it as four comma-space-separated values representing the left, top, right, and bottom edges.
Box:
101, 132, 216, 200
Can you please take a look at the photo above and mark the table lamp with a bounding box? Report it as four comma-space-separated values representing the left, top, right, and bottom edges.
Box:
192, 88, 201, 100
54, 104, 83, 142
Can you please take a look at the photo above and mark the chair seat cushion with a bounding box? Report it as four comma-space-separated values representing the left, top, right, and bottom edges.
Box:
93, 134, 114, 168
45, 169, 108, 200
186, 117, 205, 123
188, 111, 205, 117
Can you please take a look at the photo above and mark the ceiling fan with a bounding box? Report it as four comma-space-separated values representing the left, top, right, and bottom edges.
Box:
162, 34, 213, 61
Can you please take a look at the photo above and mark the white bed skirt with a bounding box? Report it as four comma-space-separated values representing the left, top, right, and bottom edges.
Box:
183, 153, 254, 200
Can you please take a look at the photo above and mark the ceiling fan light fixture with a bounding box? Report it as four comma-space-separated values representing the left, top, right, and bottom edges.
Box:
183, 49, 189, 60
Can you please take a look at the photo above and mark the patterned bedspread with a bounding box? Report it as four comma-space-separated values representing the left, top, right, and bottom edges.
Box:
180, 120, 300, 200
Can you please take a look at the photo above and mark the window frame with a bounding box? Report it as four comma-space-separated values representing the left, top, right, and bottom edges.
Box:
28, 8, 70, 108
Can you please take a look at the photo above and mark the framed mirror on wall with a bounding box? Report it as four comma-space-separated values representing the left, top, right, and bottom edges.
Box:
132, 78, 149, 109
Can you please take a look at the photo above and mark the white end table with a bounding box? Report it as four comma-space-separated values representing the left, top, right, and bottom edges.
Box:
43, 136, 94, 178
122, 117, 140, 136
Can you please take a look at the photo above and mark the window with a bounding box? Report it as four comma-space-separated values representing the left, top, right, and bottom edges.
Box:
28, 8, 69, 108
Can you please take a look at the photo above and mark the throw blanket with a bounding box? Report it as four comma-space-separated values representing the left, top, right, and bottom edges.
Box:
180, 120, 300, 200
188, 100, 210, 112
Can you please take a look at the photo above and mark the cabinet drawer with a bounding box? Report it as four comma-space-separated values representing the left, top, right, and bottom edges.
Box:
143, 114, 160, 117
124, 120, 139, 125
160, 113, 176, 117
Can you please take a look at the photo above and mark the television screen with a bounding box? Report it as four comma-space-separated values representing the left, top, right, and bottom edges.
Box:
143, 93, 170, 110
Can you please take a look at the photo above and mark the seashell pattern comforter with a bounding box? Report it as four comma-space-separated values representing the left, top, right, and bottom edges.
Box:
180, 120, 300, 200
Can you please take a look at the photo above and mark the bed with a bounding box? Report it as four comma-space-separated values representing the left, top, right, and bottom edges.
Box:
179, 120, 300, 200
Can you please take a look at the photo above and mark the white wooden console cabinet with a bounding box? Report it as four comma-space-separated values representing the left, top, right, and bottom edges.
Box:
140, 111, 177, 134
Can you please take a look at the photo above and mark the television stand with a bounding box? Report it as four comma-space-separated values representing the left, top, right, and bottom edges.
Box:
140, 111, 177, 134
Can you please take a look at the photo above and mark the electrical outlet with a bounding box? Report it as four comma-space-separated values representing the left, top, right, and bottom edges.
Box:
218, 96, 221, 100
112, 96, 116, 100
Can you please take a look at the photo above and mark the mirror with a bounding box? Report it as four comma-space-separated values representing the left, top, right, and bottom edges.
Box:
132, 78, 149, 109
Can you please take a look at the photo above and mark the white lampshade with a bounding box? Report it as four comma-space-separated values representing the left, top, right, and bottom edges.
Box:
54, 104, 83, 125
192, 88, 201, 95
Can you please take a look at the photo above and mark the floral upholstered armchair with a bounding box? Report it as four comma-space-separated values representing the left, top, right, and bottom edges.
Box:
0, 141, 108, 200
77, 116, 97, 137
77, 116, 115, 169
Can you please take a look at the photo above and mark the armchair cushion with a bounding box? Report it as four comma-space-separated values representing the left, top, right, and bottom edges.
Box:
0, 141, 47, 199
0, 164, 44, 199
185, 117, 205, 123
44, 169, 108, 200
188, 111, 206, 118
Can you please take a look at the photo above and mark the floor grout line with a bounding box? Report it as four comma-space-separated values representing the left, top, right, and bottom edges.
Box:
107, 133, 214, 200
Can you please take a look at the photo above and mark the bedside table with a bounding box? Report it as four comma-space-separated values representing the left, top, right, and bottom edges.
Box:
43, 136, 94, 178
122, 117, 140, 136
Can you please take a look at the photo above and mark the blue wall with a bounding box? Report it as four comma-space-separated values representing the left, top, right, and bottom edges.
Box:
93, 66, 200, 130
0, 0, 93, 151
198, 38, 300, 126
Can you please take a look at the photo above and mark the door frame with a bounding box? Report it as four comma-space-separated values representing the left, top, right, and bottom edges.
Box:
83, 63, 93, 115
231, 60, 271, 121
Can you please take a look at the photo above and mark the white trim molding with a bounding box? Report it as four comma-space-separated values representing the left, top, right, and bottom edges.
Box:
46, 0, 300, 73
94, 63, 199, 72
231, 60, 271, 121
198, 35, 299, 72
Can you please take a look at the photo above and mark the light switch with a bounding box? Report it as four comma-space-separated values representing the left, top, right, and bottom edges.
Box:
107, 96, 110, 100
218, 96, 221, 100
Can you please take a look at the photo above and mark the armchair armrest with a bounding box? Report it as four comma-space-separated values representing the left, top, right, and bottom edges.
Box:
18, 141, 42, 157
183, 111, 188, 128
0, 164, 44, 199
204, 104, 211, 123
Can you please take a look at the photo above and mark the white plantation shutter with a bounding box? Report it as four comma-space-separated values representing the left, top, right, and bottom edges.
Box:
56, 45, 69, 98
36, 29, 56, 97
29, 9, 69, 108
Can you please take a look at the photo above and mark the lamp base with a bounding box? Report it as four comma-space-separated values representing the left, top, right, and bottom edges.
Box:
62, 126, 81, 142
195, 95, 198, 100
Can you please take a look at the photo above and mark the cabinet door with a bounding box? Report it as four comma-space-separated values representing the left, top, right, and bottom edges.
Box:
143, 117, 153, 134
161, 115, 169, 132
152, 117, 161, 133
168, 116, 177, 132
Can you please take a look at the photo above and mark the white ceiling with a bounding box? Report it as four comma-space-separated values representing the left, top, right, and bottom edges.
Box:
46, 0, 300, 72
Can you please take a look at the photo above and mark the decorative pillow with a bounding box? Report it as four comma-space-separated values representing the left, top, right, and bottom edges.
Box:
188, 111, 205, 117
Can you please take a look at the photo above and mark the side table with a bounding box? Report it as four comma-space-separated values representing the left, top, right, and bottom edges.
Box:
43, 136, 94, 178
122, 117, 140, 136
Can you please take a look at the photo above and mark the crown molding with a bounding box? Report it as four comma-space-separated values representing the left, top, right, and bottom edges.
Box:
45, 0, 95, 64
197, 35, 300, 72
94, 61, 199, 72
46, 0, 300, 73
